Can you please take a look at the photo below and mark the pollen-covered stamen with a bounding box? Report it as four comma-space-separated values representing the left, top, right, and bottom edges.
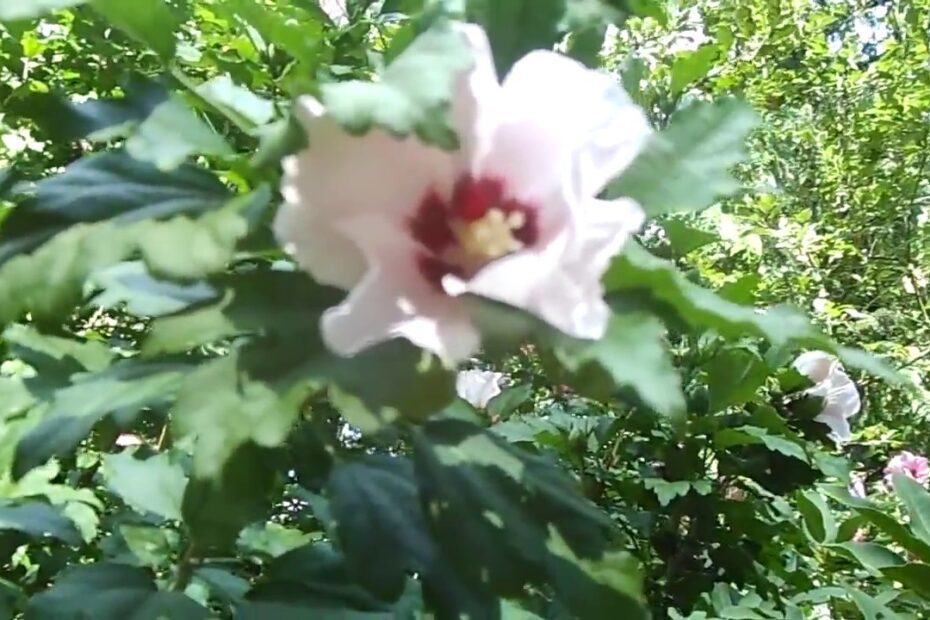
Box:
410, 175, 538, 290
451, 207, 527, 261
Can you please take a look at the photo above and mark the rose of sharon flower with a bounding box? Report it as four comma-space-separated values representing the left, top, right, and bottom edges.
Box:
884, 451, 930, 486
792, 351, 861, 441
456, 369, 504, 409
275, 25, 651, 362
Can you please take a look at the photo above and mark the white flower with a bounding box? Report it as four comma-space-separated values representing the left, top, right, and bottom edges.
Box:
455, 369, 504, 409
319, 0, 348, 25
275, 25, 651, 362
792, 351, 861, 441
115, 433, 144, 447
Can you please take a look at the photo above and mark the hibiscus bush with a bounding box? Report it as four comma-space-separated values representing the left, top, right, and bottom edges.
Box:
0, 0, 929, 618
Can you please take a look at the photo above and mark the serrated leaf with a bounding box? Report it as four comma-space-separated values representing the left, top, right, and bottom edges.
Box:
91, 261, 217, 317
219, 0, 323, 65
554, 312, 685, 418
605, 243, 903, 382
26, 563, 208, 620
91, 0, 179, 58
125, 95, 233, 171
327, 456, 436, 599
642, 479, 692, 507
196, 74, 276, 127
607, 98, 759, 215
715, 426, 807, 462
321, 22, 472, 146
101, 451, 187, 521
413, 420, 645, 617
0, 500, 82, 545
1, 151, 228, 264
14, 361, 187, 479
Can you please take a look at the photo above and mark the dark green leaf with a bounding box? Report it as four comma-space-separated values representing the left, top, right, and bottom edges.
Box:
607, 98, 759, 215
892, 474, 930, 547
554, 312, 685, 418
26, 562, 208, 620
91, 261, 217, 317
102, 451, 188, 521
704, 346, 768, 412
182, 443, 279, 551
91, 0, 180, 58
467, 0, 566, 74
0, 500, 81, 545
670, 44, 719, 95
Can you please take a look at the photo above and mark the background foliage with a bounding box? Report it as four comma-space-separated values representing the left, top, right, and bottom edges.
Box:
0, 0, 927, 618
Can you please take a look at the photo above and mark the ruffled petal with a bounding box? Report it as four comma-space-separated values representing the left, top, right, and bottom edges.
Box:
276, 97, 457, 289
450, 24, 501, 163
793, 350, 835, 384
485, 50, 651, 202
322, 214, 480, 362
445, 198, 643, 340
456, 369, 503, 408
815, 409, 852, 442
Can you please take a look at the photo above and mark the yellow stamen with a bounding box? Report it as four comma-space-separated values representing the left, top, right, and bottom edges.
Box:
451, 208, 525, 262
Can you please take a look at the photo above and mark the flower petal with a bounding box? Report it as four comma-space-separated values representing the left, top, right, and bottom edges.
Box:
793, 350, 835, 384
445, 198, 643, 340
456, 369, 504, 409
487, 50, 651, 201
450, 24, 501, 163
276, 97, 457, 289
322, 214, 480, 362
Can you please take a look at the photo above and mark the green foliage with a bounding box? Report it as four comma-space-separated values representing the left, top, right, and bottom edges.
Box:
0, 0, 925, 618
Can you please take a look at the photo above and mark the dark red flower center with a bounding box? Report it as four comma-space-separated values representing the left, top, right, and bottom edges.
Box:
408, 175, 538, 289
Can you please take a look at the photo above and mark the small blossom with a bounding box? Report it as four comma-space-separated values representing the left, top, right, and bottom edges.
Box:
849, 472, 867, 499
852, 527, 869, 543
275, 25, 651, 362
792, 351, 861, 441
456, 369, 504, 409
115, 433, 144, 447
884, 451, 930, 486
319, 0, 348, 25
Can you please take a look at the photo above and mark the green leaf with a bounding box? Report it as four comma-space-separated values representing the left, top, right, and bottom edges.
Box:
125, 96, 233, 171
321, 22, 472, 146
823, 485, 930, 563
670, 44, 719, 95
238, 523, 313, 560
195, 74, 276, 127
796, 490, 836, 544
413, 420, 646, 617
4, 323, 114, 372
13, 361, 187, 479
662, 217, 718, 256
23, 76, 167, 142
642, 479, 692, 507
328, 456, 436, 599
605, 243, 903, 381
704, 346, 768, 412
715, 426, 807, 462
220, 0, 323, 65
0, 500, 81, 545
0, 0, 86, 20
102, 451, 188, 521
1, 151, 228, 264
182, 443, 279, 551
91, 0, 180, 58
26, 563, 208, 620
91, 261, 217, 317
830, 542, 905, 571
607, 99, 759, 215
881, 564, 930, 600
467, 0, 566, 74
553, 312, 685, 418
237, 544, 401, 618
892, 473, 930, 547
